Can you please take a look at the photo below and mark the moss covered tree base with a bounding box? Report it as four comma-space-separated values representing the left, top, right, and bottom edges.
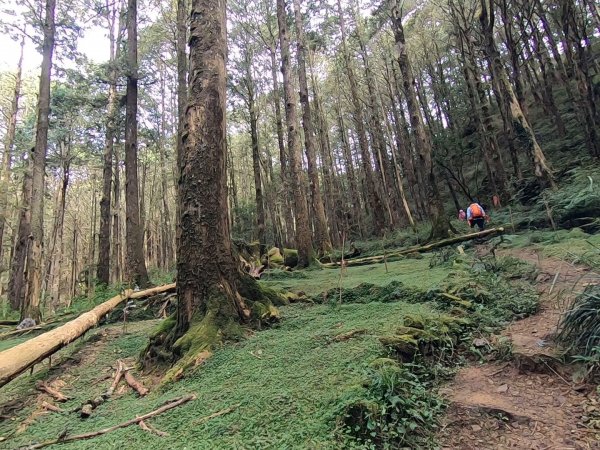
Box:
141, 275, 286, 383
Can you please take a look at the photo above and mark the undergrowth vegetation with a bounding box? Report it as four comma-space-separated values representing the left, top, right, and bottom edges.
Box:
557, 285, 600, 378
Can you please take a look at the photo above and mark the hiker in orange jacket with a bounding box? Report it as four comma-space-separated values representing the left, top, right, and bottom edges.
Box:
467, 202, 486, 231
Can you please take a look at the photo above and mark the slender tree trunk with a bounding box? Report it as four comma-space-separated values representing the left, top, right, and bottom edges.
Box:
246, 65, 266, 251
479, 0, 554, 186
561, 0, 600, 157
111, 143, 122, 283
8, 156, 33, 311
268, 44, 294, 248
391, 3, 450, 239
292, 0, 331, 255
277, 0, 313, 267
159, 63, 173, 268
337, 0, 386, 235
124, 0, 150, 287
309, 51, 342, 245
22, 0, 57, 322
0, 36, 24, 273
97, 3, 119, 285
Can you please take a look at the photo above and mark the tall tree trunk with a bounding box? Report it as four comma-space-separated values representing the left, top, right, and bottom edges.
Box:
246, 61, 266, 251
97, 2, 120, 285
479, 0, 554, 186
159, 62, 174, 268
391, 3, 450, 240
337, 0, 386, 235
0, 35, 24, 273
561, 0, 600, 157
309, 51, 342, 245
43, 145, 69, 309
146, 0, 276, 376
22, 0, 57, 322
292, 0, 332, 255
499, 0, 528, 117
124, 0, 150, 288
176, 0, 187, 267
277, 0, 313, 267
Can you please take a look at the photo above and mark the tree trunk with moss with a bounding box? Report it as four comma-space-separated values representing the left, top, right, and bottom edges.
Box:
143, 0, 279, 379
391, 2, 450, 240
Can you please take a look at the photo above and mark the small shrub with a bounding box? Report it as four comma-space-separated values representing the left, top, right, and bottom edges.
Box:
341, 359, 443, 449
557, 285, 600, 375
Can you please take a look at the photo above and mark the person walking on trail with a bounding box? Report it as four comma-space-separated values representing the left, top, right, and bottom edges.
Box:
467, 202, 486, 231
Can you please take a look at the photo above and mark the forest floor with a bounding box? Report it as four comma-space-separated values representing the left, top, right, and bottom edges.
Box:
0, 229, 599, 449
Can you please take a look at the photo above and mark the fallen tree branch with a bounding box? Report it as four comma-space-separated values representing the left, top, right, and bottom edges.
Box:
0, 327, 43, 340
0, 283, 177, 388
35, 381, 69, 402
40, 402, 63, 413
23, 394, 196, 449
124, 371, 149, 397
104, 361, 125, 398
322, 227, 505, 268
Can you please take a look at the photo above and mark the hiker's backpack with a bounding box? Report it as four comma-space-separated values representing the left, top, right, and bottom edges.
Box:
469, 203, 484, 218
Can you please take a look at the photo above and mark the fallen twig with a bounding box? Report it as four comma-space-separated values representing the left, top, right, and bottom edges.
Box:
192, 403, 240, 425
139, 420, 169, 437
22, 394, 196, 449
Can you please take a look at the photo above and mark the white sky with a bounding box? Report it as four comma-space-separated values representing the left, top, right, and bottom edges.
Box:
0, 25, 109, 73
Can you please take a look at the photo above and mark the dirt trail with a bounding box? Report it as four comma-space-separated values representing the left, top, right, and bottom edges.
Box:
438, 247, 600, 450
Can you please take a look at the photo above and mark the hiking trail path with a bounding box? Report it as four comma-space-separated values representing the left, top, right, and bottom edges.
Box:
439, 247, 600, 449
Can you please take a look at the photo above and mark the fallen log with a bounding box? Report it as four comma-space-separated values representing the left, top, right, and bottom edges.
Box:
0, 320, 19, 326
322, 227, 505, 268
25, 394, 195, 449
0, 284, 177, 388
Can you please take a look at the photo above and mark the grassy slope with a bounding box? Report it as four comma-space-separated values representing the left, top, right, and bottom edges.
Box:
2, 304, 440, 449
1, 255, 446, 449
262, 256, 448, 296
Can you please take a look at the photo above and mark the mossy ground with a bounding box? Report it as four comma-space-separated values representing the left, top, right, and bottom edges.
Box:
261, 255, 448, 295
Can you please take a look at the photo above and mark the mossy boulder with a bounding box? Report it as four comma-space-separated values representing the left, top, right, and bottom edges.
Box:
265, 247, 284, 267
283, 248, 298, 267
